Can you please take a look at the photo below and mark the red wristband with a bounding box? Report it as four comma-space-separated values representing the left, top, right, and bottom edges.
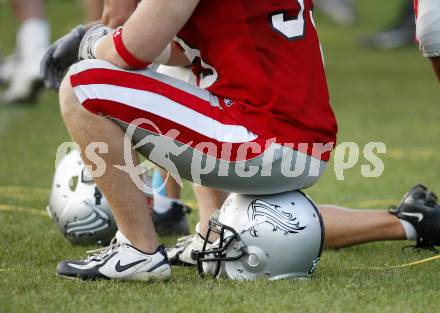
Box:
113, 27, 151, 69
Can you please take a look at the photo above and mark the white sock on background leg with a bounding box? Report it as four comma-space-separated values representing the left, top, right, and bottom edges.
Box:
17, 18, 50, 60
153, 193, 181, 214
16, 18, 50, 59
400, 219, 417, 240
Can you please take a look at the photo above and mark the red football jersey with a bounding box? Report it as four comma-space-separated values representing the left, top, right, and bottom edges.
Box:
177, 0, 338, 160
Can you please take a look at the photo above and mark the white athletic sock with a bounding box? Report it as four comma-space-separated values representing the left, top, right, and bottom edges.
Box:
399, 219, 417, 240
153, 193, 181, 214
17, 18, 50, 61
116, 230, 133, 245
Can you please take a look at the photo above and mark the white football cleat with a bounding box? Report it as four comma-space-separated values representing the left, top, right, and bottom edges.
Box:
56, 231, 171, 282
167, 223, 212, 266
1, 58, 44, 104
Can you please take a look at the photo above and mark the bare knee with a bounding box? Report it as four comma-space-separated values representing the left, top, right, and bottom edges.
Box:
59, 74, 81, 121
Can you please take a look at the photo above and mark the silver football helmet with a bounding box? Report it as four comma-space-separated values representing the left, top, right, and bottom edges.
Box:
197, 191, 324, 280
47, 150, 117, 245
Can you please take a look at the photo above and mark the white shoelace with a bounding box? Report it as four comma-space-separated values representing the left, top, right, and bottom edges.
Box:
85, 238, 122, 261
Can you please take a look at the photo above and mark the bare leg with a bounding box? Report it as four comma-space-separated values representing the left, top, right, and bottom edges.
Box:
59, 77, 159, 253
2, 0, 49, 103
159, 168, 181, 199
9, 0, 45, 22
320, 205, 406, 249
193, 186, 228, 236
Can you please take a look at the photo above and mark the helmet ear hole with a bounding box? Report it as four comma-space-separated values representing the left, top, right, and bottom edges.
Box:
68, 176, 79, 192
247, 253, 260, 267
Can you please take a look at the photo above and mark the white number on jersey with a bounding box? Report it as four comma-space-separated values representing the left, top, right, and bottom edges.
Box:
271, 0, 306, 39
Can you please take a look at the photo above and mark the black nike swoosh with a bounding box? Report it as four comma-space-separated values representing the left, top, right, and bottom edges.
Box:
115, 259, 146, 272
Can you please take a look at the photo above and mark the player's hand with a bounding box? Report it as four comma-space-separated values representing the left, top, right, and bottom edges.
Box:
41, 25, 86, 90
78, 24, 112, 61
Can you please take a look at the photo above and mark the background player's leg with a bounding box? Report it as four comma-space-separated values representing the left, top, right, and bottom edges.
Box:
152, 168, 191, 235
59, 77, 159, 253
1, 0, 49, 103
320, 205, 407, 249
159, 169, 181, 199
152, 169, 181, 215
193, 186, 228, 237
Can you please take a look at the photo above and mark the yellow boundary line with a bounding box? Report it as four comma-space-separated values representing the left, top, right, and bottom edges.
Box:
353, 255, 440, 271
387, 148, 440, 161
356, 199, 399, 209
0, 204, 48, 217
0, 186, 49, 196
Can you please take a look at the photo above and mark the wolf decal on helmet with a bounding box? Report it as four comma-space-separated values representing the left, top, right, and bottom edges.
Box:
247, 199, 306, 237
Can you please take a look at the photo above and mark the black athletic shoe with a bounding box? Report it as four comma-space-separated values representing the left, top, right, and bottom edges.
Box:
361, 2, 415, 50
389, 184, 440, 249
153, 202, 192, 235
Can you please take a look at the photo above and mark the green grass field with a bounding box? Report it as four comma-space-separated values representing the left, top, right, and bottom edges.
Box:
1, 1, 440, 312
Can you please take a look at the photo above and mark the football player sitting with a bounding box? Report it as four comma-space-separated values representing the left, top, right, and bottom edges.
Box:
41, 0, 440, 284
